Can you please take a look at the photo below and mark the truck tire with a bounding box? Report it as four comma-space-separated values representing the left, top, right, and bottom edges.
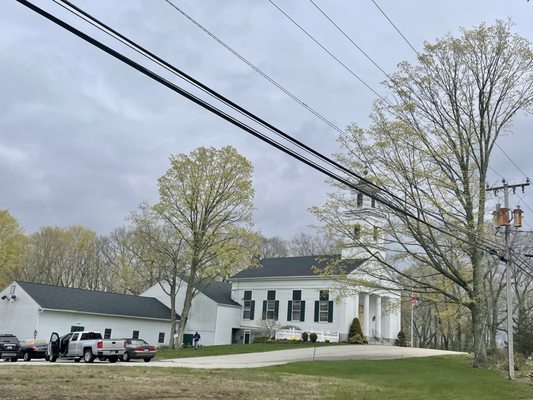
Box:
143, 358, 151, 363
23, 352, 31, 362
10, 357, 18, 362
49, 356, 57, 363
122, 352, 130, 362
74, 358, 81, 363
83, 349, 94, 363
108, 356, 117, 363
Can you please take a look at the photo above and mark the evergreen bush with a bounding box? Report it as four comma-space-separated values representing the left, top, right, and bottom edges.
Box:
348, 318, 364, 343
350, 334, 364, 344
301, 332, 309, 342
394, 330, 407, 347
309, 332, 318, 343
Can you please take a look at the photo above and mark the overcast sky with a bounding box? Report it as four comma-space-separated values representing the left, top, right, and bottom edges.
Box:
1, 0, 532, 239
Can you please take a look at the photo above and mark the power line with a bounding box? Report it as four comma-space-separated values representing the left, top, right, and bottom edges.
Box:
17, 0, 506, 257
161, 0, 345, 137
158, 0, 512, 253
307, 0, 391, 81
54, 0, 498, 251
66, 0, 511, 255
369, 0, 420, 56
493, 142, 530, 181
267, 0, 390, 105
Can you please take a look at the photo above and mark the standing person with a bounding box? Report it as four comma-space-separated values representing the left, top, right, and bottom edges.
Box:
193, 331, 201, 349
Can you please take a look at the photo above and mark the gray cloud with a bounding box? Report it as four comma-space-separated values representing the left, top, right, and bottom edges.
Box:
1, 0, 532, 238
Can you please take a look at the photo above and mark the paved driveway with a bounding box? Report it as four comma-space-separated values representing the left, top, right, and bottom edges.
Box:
0, 345, 466, 369
128, 345, 467, 369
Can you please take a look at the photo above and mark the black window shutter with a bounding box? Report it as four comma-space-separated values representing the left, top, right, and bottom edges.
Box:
300, 301, 306, 322
328, 301, 334, 323
262, 300, 267, 320
274, 300, 279, 321
287, 300, 293, 321
250, 300, 255, 320
314, 301, 319, 322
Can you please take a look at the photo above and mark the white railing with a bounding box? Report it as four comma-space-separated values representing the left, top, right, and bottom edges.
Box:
275, 328, 339, 342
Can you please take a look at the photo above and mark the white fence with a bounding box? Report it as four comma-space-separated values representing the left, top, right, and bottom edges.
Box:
275, 328, 339, 343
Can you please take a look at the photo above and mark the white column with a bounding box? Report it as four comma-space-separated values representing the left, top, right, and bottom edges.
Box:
376, 296, 382, 339
363, 293, 370, 337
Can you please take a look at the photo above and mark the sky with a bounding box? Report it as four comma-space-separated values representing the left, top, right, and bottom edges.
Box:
1, 0, 532, 239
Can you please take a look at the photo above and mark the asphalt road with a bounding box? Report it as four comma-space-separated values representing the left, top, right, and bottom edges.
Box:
0, 345, 467, 369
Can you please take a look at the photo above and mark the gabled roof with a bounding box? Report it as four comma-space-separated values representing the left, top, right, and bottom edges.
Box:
231, 255, 365, 280
16, 281, 174, 320
197, 282, 240, 307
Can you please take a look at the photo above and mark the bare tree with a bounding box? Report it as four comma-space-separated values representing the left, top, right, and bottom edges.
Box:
261, 235, 289, 258
313, 21, 533, 366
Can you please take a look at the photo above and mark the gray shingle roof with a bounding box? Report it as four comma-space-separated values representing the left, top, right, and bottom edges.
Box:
198, 282, 240, 307
231, 255, 365, 279
16, 281, 174, 320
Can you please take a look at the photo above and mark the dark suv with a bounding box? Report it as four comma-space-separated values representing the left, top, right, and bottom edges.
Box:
0, 334, 21, 362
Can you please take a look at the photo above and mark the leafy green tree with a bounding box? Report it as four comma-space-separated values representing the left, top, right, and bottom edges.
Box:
154, 146, 260, 348
312, 21, 533, 367
0, 210, 26, 287
19, 225, 101, 289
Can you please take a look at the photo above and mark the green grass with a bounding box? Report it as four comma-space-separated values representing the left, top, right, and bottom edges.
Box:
1, 354, 531, 399
156, 341, 341, 359
265, 355, 533, 400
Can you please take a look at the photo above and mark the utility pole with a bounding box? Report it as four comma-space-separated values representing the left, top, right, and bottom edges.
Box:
487, 178, 530, 380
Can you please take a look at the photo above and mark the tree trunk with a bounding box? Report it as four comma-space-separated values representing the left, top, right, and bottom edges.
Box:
175, 262, 197, 350
168, 280, 177, 349
470, 300, 488, 367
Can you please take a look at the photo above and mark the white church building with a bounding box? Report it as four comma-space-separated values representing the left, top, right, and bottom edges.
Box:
0, 192, 401, 346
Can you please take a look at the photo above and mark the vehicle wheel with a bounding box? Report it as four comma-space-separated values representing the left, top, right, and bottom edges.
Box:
3, 358, 9, 362
23, 352, 31, 362
122, 352, 130, 362
83, 349, 94, 363
10, 357, 18, 362
108, 356, 117, 363
49, 356, 57, 363
45, 355, 49, 361
143, 358, 151, 363
74, 358, 81, 363
98, 356, 106, 362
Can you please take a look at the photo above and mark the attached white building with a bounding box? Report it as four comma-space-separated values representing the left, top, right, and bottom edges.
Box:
230, 255, 401, 343
0, 281, 172, 346
142, 280, 241, 346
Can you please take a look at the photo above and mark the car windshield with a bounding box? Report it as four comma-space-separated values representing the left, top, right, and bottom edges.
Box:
129, 339, 148, 346
21, 339, 47, 346
0, 336, 19, 344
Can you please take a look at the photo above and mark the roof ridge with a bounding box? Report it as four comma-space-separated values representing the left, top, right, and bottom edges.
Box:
15, 280, 154, 300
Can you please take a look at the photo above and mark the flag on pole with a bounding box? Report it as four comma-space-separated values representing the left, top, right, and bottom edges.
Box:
411, 292, 418, 306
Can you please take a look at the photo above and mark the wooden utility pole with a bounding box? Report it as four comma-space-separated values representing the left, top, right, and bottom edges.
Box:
487, 178, 529, 380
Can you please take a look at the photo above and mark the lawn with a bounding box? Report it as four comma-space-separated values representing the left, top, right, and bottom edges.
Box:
0, 355, 531, 399
155, 341, 342, 359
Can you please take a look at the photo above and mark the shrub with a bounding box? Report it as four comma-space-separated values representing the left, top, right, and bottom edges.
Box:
325, 339, 330, 344
310, 332, 318, 343
348, 318, 364, 343
301, 332, 309, 342
350, 334, 363, 344
252, 336, 271, 343
394, 331, 407, 347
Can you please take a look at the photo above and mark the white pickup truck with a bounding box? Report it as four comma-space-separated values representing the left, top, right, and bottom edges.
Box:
47, 331, 125, 363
